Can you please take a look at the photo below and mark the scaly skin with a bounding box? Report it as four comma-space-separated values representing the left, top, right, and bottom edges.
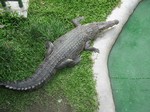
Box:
0, 17, 119, 91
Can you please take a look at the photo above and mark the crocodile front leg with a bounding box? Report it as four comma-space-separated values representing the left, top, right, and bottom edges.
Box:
85, 40, 99, 53
72, 16, 84, 26
68, 56, 81, 67
57, 56, 81, 69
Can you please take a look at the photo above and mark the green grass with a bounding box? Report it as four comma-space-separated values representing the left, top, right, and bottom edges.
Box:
0, 0, 120, 112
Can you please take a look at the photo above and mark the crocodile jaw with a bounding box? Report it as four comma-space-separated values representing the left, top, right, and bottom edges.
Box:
98, 20, 119, 30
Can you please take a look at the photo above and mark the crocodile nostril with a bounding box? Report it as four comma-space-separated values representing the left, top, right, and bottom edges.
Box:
114, 20, 119, 24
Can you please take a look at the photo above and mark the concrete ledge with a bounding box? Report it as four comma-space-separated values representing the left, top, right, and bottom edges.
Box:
4, 0, 29, 17
92, 0, 142, 112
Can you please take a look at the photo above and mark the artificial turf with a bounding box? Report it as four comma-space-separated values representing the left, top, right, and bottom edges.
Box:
0, 0, 120, 112
109, 0, 150, 112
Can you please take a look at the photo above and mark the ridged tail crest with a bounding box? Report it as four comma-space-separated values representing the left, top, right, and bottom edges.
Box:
1, 59, 56, 91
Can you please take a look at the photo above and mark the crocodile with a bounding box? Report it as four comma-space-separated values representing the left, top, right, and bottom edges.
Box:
0, 17, 119, 91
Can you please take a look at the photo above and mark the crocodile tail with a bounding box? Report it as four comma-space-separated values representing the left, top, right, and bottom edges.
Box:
2, 70, 54, 91
7, 68, 55, 91
1, 61, 56, 91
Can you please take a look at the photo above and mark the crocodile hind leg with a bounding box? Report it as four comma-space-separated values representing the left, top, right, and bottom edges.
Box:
85, 40, 99, 53
67, 56, 81, 67
45, 41, 54, 57
72, 16, 84, 27
56, 56, 81, 69
56, 59, 73, 69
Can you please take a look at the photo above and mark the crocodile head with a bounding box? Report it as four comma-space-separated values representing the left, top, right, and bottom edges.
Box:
83, 19, 119, 39
97, 20, 119, 31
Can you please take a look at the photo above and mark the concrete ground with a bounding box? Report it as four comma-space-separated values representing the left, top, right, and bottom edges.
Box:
92, 0, 142, 112
1, 0, 29, 17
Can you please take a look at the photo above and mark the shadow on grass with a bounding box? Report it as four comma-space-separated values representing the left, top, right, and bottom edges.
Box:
0, 72, 74, 112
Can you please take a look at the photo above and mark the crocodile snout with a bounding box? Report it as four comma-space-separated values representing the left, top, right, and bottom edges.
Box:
114, 20, 119, 24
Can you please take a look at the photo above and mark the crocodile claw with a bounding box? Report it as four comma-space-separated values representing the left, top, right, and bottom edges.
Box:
94, 48, 100, 53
